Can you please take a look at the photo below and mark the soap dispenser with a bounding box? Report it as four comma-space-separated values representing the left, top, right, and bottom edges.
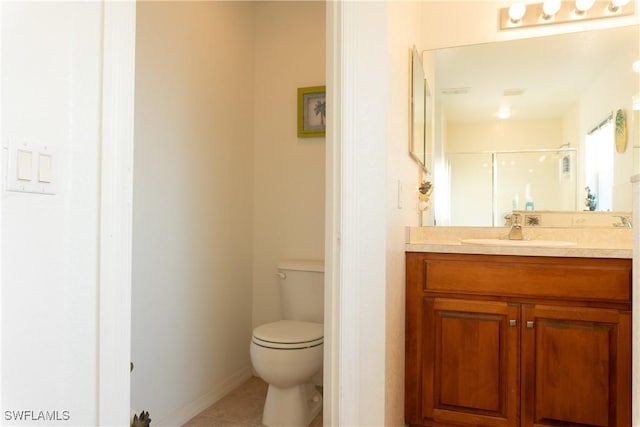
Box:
525, 184, 534, 211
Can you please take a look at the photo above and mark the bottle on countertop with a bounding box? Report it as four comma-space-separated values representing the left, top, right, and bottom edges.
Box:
525, 184, 534, 211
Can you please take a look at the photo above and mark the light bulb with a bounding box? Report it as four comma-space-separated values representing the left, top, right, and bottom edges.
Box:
542, 0, 562, 18
508, 2, 527, 22
632, 59, 640, 73
575, 0, 595, 12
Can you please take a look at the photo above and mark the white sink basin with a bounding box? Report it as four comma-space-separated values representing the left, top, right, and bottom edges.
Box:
460, 238, 577, 248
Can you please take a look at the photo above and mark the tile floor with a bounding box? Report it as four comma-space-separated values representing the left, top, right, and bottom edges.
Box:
183, 376, 323, 427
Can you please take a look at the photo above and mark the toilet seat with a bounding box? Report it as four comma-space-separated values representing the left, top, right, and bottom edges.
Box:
252, 320, 323, 350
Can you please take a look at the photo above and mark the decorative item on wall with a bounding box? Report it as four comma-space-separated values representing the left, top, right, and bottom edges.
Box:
297, 85, 326, 138
585, 186, 598, 211
615, 108, 627, 153
418, 180, 434, 211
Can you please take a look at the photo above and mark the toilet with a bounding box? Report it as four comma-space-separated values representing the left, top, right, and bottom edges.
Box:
250, 260, 324, 427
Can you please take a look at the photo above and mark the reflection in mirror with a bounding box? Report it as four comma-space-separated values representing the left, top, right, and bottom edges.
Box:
410, 47, 432, 173
447, 148, 576, 226
635, 109, 640, 175
585, 116, 615, 211
430, 25, 639, 226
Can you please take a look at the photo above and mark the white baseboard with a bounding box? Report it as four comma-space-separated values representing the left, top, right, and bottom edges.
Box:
154, 365, 254, 427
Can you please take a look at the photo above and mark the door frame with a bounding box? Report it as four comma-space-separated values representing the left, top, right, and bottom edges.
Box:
100, 1, 394, 424
97, 1, 136, 425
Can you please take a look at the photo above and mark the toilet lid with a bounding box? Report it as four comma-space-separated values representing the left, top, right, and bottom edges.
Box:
252, 320, 323, 350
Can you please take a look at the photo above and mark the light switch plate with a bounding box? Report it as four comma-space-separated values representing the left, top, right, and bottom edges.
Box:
6, 138, 57, 195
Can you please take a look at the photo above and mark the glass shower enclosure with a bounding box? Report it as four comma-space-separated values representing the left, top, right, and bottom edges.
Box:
445, 148, 577, 226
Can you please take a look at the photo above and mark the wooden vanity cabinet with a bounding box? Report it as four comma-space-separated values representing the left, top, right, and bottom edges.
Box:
405, 252, 632, 427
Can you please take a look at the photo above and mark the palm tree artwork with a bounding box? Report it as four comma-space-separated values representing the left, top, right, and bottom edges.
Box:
297, 86, 326, 137
314, 100, 326, 126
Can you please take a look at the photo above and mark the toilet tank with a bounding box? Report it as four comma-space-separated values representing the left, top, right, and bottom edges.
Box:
278, 260, 324, 323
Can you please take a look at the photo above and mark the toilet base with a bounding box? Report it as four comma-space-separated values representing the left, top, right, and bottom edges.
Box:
262, 382, 322, 427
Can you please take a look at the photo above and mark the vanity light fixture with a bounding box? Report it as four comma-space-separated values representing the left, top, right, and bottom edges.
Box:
500, 0, 634, 30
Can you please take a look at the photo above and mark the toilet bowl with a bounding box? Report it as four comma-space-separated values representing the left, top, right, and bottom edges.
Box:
251, 260, 324, 426
250, 320, 323, 427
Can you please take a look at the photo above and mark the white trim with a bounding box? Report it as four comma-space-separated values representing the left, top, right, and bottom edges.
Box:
337, 1, 360, 422
325, 2, 342, 425
327, 2, 389, 425
97, 1, 136, 426
633, 176, 639, 426
154, 367, 253, 427
0, 0, 4, 419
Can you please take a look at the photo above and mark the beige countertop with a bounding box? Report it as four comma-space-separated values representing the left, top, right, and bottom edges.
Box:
406, 226, 632, 259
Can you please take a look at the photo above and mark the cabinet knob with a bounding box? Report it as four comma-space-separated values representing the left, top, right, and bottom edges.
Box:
526, 321, 534, 329
509, 319, 517, 327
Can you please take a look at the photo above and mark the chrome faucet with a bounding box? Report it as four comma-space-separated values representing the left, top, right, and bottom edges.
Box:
508, 213, 524, 240
613, 215, 633, 228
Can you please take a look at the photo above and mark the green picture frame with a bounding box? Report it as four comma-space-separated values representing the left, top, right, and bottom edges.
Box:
297, 85, 326, 138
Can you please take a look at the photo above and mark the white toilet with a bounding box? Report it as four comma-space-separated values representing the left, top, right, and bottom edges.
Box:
250, 260, 324, 427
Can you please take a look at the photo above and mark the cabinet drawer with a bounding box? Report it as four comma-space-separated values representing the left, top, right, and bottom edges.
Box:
418, 253, 631, 303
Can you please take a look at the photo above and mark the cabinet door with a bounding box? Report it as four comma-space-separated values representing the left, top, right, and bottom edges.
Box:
521, 305, 631, 427
421, 298, 519, 427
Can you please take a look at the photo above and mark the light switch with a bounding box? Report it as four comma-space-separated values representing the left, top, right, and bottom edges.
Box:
17, 149, 33, 181
38, 154, 52, 183
7, 139, 57, 195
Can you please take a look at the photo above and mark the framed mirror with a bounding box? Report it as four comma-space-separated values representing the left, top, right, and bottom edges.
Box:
427, 25, 638, 226
410, 47, 432, 174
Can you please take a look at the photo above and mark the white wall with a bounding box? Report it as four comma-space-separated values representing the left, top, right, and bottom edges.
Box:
447, 118, 563, 152
1, 2, 103, 425
333, 3, 390, 424
252, 1, 326, 329
131, 2, 255, 424
386, 2, 424, 425
326, 1, 423, 425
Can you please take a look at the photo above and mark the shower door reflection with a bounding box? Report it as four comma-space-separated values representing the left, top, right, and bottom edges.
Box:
446, 148, 577, 226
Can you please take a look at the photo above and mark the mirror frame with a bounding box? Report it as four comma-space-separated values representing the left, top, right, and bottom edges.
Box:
410, 47, 431, 174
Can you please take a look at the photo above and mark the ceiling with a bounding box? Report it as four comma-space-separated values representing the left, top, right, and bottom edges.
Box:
432, 25, 639, 122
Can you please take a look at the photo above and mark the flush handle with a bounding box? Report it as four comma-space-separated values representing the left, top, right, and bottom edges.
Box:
526, 321, 534, 329
509, 319, 517, 327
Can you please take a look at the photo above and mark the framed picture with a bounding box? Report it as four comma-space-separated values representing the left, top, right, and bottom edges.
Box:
297, 85, 326, 138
